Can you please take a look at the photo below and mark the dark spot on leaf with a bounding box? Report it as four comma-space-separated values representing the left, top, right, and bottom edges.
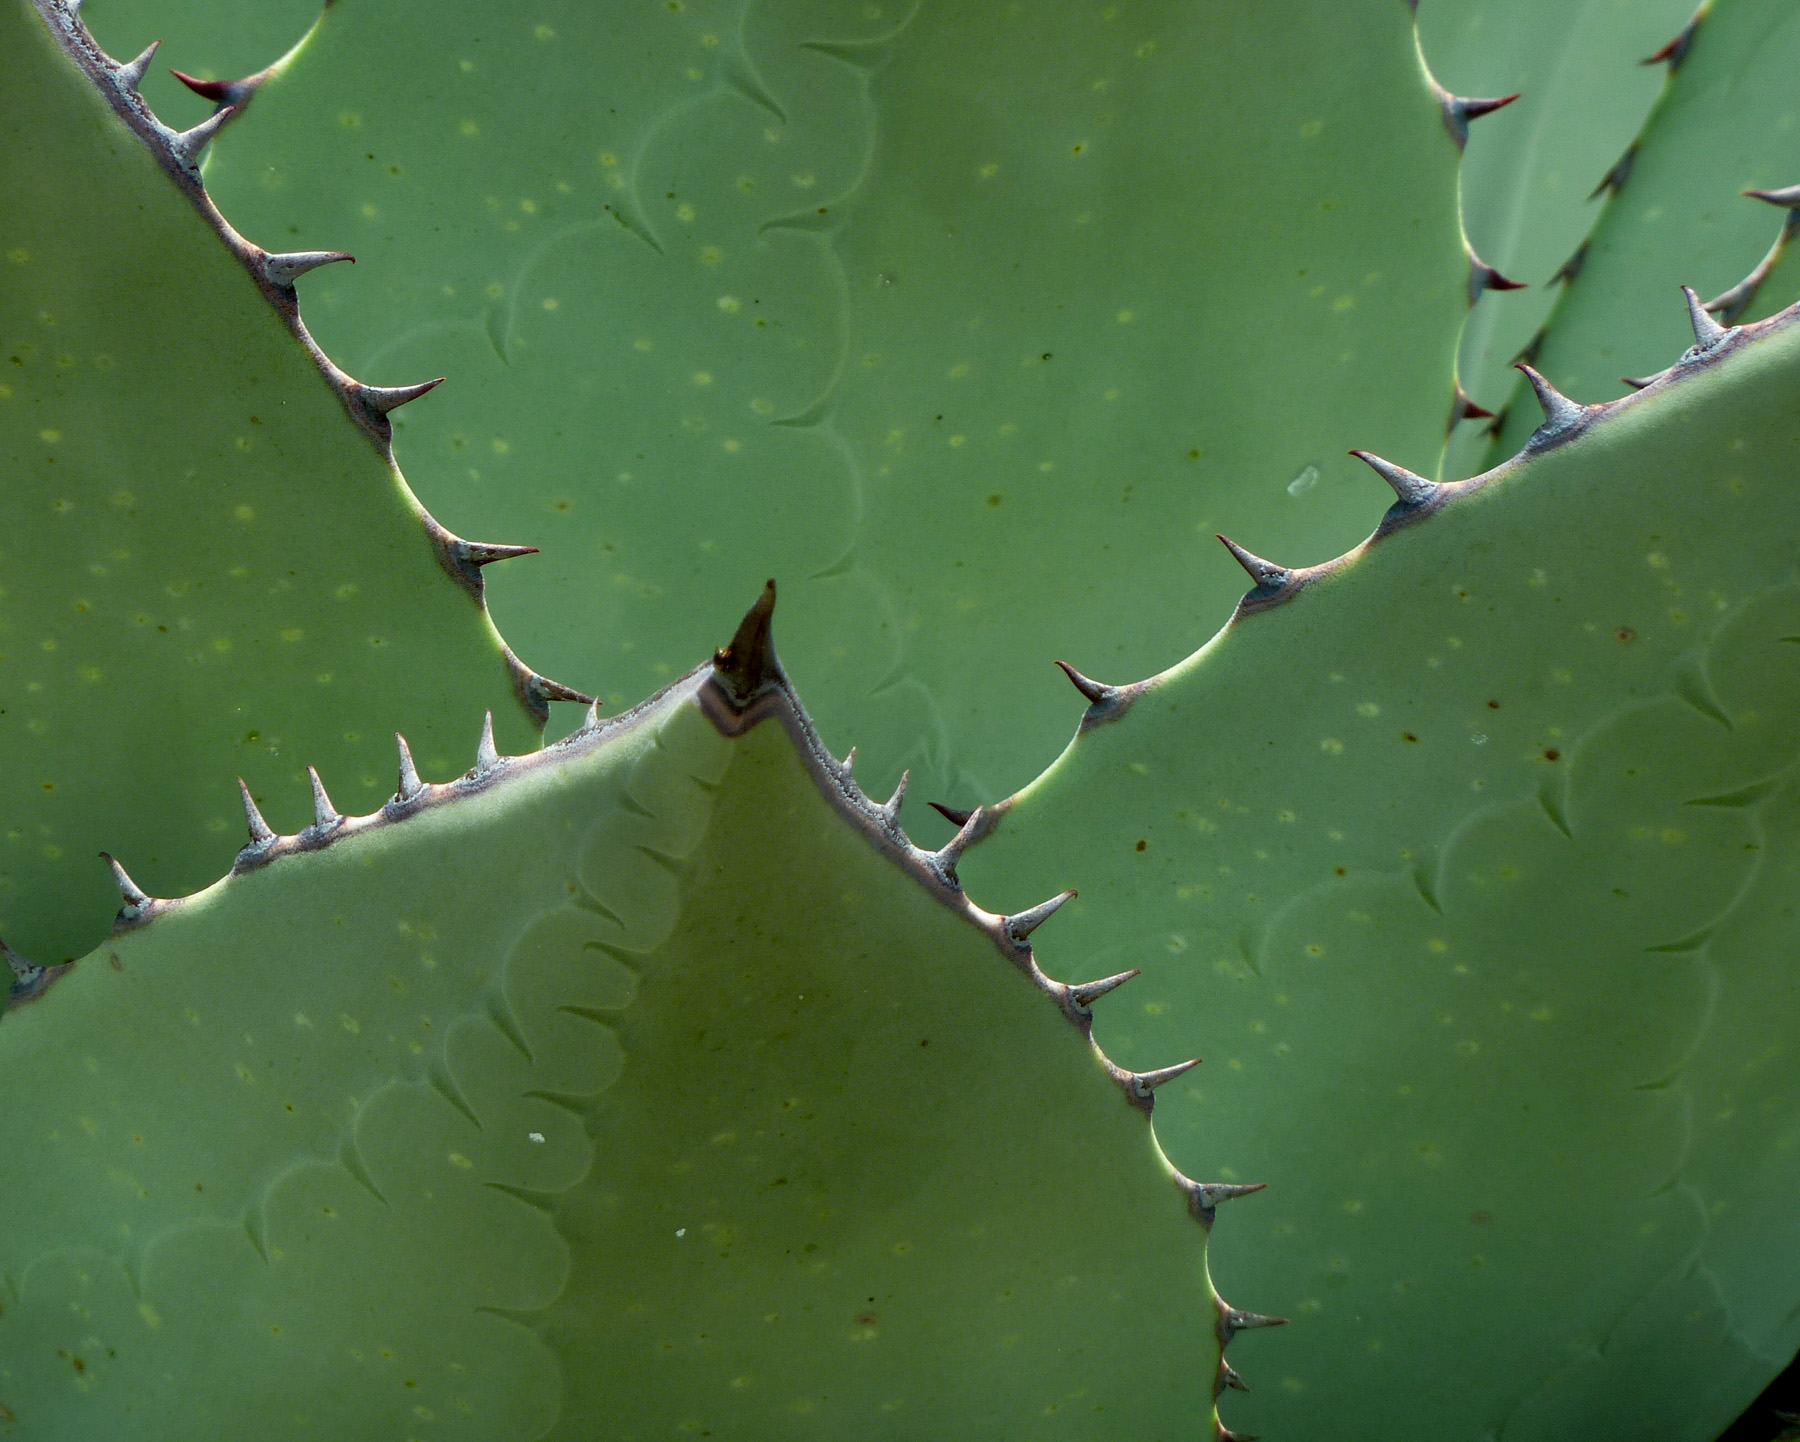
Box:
1616, 627, 1635, 642
1403, 732, 1418, 743
1135, 839, 1148, 852
1543, 749, 1560, 761
1487, 699, 1500, 709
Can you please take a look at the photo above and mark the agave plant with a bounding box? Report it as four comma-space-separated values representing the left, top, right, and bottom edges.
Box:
6, 0, 1800, 1436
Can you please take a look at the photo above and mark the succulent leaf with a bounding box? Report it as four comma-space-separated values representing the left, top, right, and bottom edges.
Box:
1487, 0, 1800, 460
197, 0, 1472, 810
0, 605, 1239, 1437
1419, 0, 1701, 476
0, 0, 584, 965
961, 298, 1800, 1440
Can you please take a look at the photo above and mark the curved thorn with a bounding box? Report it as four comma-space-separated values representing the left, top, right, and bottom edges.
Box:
394, 733, 424, 801
1681, 284, 1730, 348
169, 104, 237, 166
1641, 10, 1702, 70
1216, 534, 1290, 591
475, 711, 501, 772
2, 936, 33, 984
1054, 659, 1115, 707
1514, 364, 1586, 432
1467, 244, 1526, 306
456, 541, 540, 568
356, 377, 444, 417
1548, 240, 1589, 288
1350, 449, 1436, 509
1193, 1181, 1268, 1209
1588, 142, 1639, 201
115, 39, 160, 91
580, 699, 603, 732
1450, 385, 1494, 425
1005, 889, 1075, 944
306, 767, 341, 829
101, 852, 150, 907
930, 802, 973, 828
1220, 1306, 1288, 1334
525, 673, 595, 708
839, 746, 857, 784
712, 579, 778, 704
933, 806, 987, 882
237, 778, 275, 845
883, 769, 909, 820
1218, 1360, 1250, 1395
1218, 1427, 1261, 1442
1620, 375, 1658, 391
261, 250, 353, 288
1458, 92, 1520, 124
1440, 89, 1519, 147
1068, 968, 1139, 1011
1130, 1057, 1201, 1098
169, 69, 239, 103
1746, 184, 1800, 209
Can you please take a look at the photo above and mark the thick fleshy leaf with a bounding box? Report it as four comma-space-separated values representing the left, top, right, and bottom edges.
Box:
1418, 0, 1698, 477
1489, 0, 1800, 458
962, 298, 1800, 1440
0, 0, 550, 965
198, 0, 1470, 808
0, 615, 1241, 1438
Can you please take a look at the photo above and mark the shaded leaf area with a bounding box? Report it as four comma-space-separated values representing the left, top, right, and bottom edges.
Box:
196, 0, 1468, 814
1418, 0, 1696, 477
962, 303, 1800, 1440
1489, 0, 1800, 460
0, 648, 1232, 1438
0, 0, 533, 965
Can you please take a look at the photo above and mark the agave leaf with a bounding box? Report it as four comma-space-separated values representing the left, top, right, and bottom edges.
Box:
960, 297, 1800, 1439
0, 594, 1243, 1437
1, 0, 595, 966
195, 0, 1472, 808
1418, 0, 1699, 477
1488, 0, 1800, 459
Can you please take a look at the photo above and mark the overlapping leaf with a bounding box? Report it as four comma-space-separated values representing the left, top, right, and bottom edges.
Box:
962, 298, 1800, 1440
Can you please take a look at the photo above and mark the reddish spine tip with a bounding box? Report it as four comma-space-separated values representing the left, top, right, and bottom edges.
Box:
170, 69, 234, 102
